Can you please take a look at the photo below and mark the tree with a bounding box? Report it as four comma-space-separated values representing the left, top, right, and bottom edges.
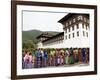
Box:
22, 40, 37, 50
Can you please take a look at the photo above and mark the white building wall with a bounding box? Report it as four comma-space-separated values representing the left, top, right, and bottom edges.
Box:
64, 24, 80, 48
80, 23, 90, 48
37, 42, 43, 48
63, 22, 89, 48
37, 23, 90, 48
41, 40, 64, 48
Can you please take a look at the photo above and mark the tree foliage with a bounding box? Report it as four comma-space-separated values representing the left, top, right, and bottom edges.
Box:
22, 40, 37, 50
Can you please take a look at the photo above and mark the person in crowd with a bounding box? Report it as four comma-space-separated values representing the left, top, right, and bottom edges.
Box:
28, 52, 33, 68
55, 49, 59, 66
65, 48, 69, 64
73, 48, 79, 63
60, 48, 65, 65
52, 49, 56, 66
60, 53, 64, 65
22, 47, 90, 68
36, 49, 42, 68
47, 49, 50, 66
22, 50, 25, 69
40, 48, 44, 67
81, 48, 86, 63
48, 54, 53, 66
85, 48, 89, 63
32, 48, 36, 68
78, 48, 82, 64
23, 51, 33, 69
49, 48, 55, 66
53, 53, 57, 66
56, 51, 61, 66
69, 48, 74, 64
43, 49, 48, 67
23, 51, 29, 69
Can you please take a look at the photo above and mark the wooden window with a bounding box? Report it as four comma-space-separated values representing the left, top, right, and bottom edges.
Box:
83, 31, 85, 36
73, 33, 74, 38
69, 21, 71, 25
73, 18, 75, 23
77, 24, 79, 29
61, 36, 63, 39
60, 36, 62, 39
66, 22, 68, 26
65, 29, 67, 33
87, 19, 89, 23
63, 25, 66, 29
82, 23, 84, 29
69, 34, 70, 39
86, 25, 88, 30
66, 35, 67, 39
63, 36, 64, 39
84, 17, 87, 22
77, 31, 79, 37
72, 26, 74, 31
86, 32, 88, 37
69, 27, 70, 32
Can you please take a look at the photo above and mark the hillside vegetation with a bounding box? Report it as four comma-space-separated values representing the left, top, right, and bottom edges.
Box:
22, 29, 60, 49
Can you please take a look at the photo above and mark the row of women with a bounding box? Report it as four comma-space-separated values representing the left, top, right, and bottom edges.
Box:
22, 48, 89, 69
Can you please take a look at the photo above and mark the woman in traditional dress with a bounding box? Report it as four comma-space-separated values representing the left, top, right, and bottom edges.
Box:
55, 49, 59, 66
57, 54, 61, 66
53, 53, 57, 66
60, 53, 64, 65
27, 52, 33, 68
85, 48, 89, 63
22, 50, 25, 69
60, 49, 65, 65
24, 51, 29, 69
69, 48, 74, 64
65, 48, 70, 64
78, 48, 82, 64
43, 49, 48, 67
23, 51, 33, 69
81, 48, 86, 63
32, 48, 36, 68
73, 48, 79, 63
40, 48, 44, 67
36, 49, 42, 68
48, 54, 53, 66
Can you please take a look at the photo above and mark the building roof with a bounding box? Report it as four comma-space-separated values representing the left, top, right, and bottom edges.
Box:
42, 32, 64, 43
36, 32, 53, 39
58, 13, 89, 23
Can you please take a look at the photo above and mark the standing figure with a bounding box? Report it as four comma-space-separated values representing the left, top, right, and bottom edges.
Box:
36, 49, 42, 68
28, 52, 33, 68
81, 48, 86, 63
52, 49, 56, 66
85, 48, 89, 63
32, 48, 36, 68
73, 48, 79, 63
55, 49, 59, 66
40, 48, 44, 67
65, 48, 69, 64
60, 53, 64, 65
22, 50, 25, 69
24, 52, 33, 69
78, 48, 82, 64
24, 51, 29, 69
60, 49, 65, 65
69, 48, 74, 64
44, 49, 48, 67
48, 54, 53, 66
56, 52, 61, 66
53, 53, 57, 66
